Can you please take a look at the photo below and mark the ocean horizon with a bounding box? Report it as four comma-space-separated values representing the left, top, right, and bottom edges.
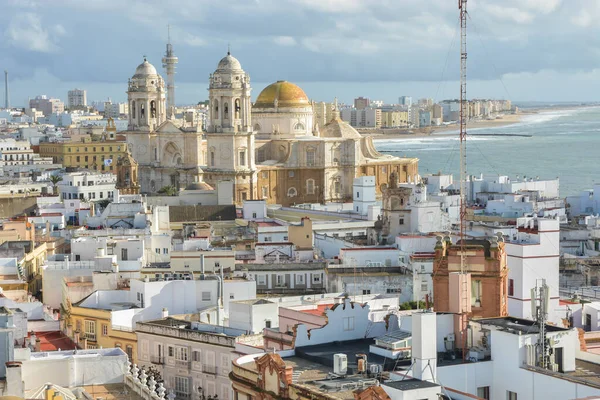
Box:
375, 106, 600, 197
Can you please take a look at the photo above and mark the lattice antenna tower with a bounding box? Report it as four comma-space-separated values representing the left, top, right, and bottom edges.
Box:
458, 0, 470, 358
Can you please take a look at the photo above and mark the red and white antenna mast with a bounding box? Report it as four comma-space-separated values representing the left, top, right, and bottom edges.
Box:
458, 0, 469, 358
459, 0, 468, 271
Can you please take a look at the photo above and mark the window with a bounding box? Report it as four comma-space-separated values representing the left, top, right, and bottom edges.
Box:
193, 350, 201, 362
102, 324, 108, 336
84, 320, 96, 341
265, 320, 272, 328
471, 280, 482, 307
99, 192, 103, 198
386, 288, 401, 294
343, 316, 355, 331
163, 248, 168, 254
356, 191, 360, 198
257, 275, 266, 285
121, 248, 128, 261
230, 293, 235, 299
362, 289, 371, 295
202, 291, 211, 301
289, 171, 295, 178
508, 279, 514, 296
507, 391, 517, 400
252, 212, 257, 218
239, 150, 246, 166
175, 346, 188, 361
276, 275, 284, 286
399, 218, 404, 225
283, 236, 288, 241
155, 248, 160, 254
215, 262, 220, 269
306, 149, 315, 166
169, 346, 174, 357
126, 345, 133, 360
306, 179, 315, 195
287, 187, 297, 197
477, 386, 490, 400
421, 282, 428, 292
297, 274, 305, 284
175, 376, 189, 396
312, 274, 321, 284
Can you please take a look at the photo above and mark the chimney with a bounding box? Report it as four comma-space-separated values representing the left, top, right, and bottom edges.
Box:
5, 362, 24, 397
35, 337, 41, 352
411, 311, 437, 383
162, 307, 169, 318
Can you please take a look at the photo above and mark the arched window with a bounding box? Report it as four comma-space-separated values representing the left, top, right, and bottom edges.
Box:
294, 122, 305, 131
131, 101, 136, 118
279, 145, 286, 160
287, 187, 297, 197
224, 102, 229, 119
213, 100, 219, 119
334, 180, 341, 194
210, 148, 215, 166
150, 100, 156, 118
235, 99, 241, 119
306, 179, 315, 195
140, 103, 146, 120
253, 123, 261, 132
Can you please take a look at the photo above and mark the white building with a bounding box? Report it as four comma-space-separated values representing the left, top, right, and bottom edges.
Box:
340, 108, 381, 128
28, 95, 65, 116
353, 176, 378, 217
505, 217, 561, 324
468, 174, 560, 204
396, 235, 439, 302
67, 89, 87, 108
104, 101, 128, 118
567, 184, 600, 217
136, 318, 259, 400
0, 139, 53, 169
58, 170, 117, 201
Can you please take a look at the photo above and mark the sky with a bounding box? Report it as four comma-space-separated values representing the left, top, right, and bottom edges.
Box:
2, 0, 600, 107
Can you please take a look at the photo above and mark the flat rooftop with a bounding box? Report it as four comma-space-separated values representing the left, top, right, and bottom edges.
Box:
475, 316, 569, 334
382, 378, 440, 391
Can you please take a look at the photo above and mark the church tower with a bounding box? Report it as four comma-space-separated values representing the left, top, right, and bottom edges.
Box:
116, 148, 141, 195
204, 51, 257, 204
127, 57, 167, 131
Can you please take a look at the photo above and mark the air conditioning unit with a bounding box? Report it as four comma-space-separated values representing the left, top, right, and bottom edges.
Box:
333, 353, 348, 375
369, 364, 381, 375
446, 333, 455, 341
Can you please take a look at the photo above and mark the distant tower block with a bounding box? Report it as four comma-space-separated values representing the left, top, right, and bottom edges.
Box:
162, 25, 178, 118
4, 70, 9, 109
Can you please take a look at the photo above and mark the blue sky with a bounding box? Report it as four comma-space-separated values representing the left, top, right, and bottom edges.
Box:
2, 0, 600, 106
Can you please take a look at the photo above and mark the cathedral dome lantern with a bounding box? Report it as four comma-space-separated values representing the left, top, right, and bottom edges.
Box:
127, 57, 166, 131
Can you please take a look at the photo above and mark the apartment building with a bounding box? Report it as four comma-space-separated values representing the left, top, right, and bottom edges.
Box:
39, 140, 128, 173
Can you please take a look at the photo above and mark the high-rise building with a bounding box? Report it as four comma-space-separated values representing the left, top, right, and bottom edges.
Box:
353, 96, 370, 110
104, 101, 129, 119
340, 108, 381, 128
67, 89, 87, 108
398, 96, 412, 106
28, 95, 65, 116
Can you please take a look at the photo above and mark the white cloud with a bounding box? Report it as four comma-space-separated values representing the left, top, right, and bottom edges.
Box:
485, 5, 534, 24
518, 0, 562, 14
273, 36, 296, 46
292, 0, 366, 13
5, 13, 63, 53
183, 34, 206, 47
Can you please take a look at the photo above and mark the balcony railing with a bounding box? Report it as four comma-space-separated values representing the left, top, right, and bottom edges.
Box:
175, 360, 191, 369
83, 332, 96, 341
150, 356, 164, 365
202, 364, 217, 375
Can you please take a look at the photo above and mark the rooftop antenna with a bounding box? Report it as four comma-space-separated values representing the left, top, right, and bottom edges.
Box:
532, 279, 551, 369
228, 43, 231, 55
162, 25, 178, 118
458, 0, 470, 360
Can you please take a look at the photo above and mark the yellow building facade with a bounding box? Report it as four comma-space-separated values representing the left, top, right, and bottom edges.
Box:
39, 140, 128, 173
65, 304, 138, 362
381, 110, 409, 128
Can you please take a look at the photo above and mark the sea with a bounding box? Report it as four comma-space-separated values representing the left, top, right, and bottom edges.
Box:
374, 106, 600, 197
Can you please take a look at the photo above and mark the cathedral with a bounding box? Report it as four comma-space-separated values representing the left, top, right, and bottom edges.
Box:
124, 52, 419, 206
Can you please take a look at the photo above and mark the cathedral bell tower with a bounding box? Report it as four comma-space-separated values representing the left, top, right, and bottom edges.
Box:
204, 51, 257, 204
116, 148, 140, 195
127, 57, 167, 131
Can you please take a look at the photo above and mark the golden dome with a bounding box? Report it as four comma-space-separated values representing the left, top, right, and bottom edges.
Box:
254, 81, 310, 109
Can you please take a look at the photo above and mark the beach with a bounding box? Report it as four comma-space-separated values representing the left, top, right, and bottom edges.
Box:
361, 112, 528, 140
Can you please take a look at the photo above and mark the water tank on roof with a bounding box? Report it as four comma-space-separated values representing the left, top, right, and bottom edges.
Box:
333, 353, 348, 375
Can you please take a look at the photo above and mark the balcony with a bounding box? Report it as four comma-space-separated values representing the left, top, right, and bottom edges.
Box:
83, 332, 96, 342
175, 360, 191, 369
202, 364, 218, 375
150, 356, 164, 365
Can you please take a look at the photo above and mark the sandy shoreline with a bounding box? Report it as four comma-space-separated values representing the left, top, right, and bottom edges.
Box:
363, 112, 527, 140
